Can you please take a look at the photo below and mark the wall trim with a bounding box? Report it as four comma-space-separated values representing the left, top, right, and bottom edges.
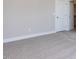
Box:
3, 31, 56, 43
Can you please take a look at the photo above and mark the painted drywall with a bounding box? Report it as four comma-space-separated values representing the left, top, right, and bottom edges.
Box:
3, 0, 55, 40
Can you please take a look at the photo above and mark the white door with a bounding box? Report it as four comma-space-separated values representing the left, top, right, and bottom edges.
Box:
55, 0, 70, 32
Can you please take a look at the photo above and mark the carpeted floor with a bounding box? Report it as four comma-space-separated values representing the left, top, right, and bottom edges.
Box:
3, 31, 76, 59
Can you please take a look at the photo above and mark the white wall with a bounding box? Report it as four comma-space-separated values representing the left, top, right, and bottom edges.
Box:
3, 0, 55, 41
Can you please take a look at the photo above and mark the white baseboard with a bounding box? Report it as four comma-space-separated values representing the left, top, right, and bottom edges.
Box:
4, 31, 56, 43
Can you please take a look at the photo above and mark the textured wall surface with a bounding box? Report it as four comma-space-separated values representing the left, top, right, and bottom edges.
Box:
3, 0, 55, 39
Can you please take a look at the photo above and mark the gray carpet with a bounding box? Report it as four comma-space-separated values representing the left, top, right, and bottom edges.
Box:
3, 31, 76, 59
